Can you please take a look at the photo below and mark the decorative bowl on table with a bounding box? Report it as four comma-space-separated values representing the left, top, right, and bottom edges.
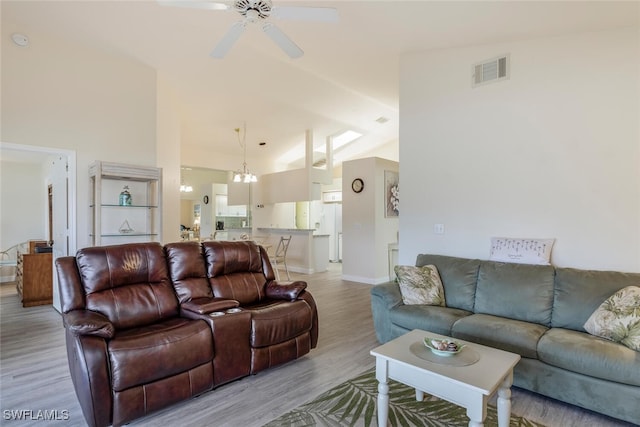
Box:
424, 337, 466, 357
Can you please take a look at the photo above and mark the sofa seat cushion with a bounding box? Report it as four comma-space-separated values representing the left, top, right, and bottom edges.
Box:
246, 300, 312, 348
390, 305, 472, 336
537, 328, 640, 387
452, 314, 548, 359
109, 318, 213, 391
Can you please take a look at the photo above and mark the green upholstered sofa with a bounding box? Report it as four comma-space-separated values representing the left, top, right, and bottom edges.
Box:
370, 254, 640, 424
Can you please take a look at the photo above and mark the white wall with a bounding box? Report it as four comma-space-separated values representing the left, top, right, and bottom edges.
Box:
0, 161, 46, 249
399, 27, 640, 272
353, 138, 399, 164
1, 29, 158, 249
342, 157, 399, 283
253, 202, 296, 230
157, 77, 182, 244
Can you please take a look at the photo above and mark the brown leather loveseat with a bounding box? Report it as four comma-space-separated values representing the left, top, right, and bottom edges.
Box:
55, 240, 318, 427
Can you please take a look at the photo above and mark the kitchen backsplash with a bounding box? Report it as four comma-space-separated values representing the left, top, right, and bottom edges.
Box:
218, 216, 247, 229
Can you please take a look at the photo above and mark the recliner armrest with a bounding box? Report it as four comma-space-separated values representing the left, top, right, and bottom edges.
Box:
63, 310, 114, 338
266, 280, 307, 301
181, 297, 240, 314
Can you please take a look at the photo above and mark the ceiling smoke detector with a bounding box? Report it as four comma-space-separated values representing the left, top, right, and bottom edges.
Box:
11, 33, 29, 47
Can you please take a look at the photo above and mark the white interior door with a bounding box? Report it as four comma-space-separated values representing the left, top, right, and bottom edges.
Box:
49, 155, 69, 312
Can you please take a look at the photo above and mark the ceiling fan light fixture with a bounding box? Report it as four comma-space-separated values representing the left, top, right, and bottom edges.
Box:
162, 0, 337, 58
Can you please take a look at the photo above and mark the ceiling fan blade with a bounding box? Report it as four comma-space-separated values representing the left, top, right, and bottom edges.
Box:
271, 6, 339, 23
210, 22, 246, 58
157, 0, 230, 11
262, 23, 304, 59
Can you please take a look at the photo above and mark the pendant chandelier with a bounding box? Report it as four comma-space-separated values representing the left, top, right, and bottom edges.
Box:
179, 178, 193, 192
232, 124, 257, 183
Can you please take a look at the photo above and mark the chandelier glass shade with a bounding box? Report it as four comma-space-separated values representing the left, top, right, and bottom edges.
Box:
233, 124, 257, 183
233, 167, 258, 183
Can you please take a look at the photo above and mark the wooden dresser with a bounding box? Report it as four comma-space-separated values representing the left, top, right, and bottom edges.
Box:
16, 240, 53, 307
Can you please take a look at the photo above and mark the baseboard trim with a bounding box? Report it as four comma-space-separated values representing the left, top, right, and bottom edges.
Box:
341, 274, 391, 285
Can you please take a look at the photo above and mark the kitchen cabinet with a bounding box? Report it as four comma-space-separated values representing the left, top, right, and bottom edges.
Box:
322, 191, 342, 202
89, 161, 162, 246
215, 194, 247, 217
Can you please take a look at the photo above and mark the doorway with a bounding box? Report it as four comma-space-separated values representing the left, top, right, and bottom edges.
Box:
0, 142, 77, 312
48, 185, 53, 244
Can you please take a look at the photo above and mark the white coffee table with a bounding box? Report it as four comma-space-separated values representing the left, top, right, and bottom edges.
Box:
370, 329, 520, 427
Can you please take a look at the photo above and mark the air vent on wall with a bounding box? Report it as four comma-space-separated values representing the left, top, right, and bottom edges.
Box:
472, 54, 509, 88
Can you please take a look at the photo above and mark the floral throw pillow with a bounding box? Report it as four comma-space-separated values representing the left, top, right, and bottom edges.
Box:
394, 265, 445, 306
583, 286, 640, 352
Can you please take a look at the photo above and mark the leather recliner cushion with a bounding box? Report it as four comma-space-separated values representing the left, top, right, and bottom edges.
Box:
209, 272, 268, 305
165, 241, 213, 304
109, 318, 213, 391
76, 243, 179, 329
249, 300, 312, 348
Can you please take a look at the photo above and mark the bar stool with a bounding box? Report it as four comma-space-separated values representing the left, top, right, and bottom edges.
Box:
272, 235, 292, 281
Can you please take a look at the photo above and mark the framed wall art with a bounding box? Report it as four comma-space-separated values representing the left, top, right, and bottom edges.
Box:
385, 170, 399, 217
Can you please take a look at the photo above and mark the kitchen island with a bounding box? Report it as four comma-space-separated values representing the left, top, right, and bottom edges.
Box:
256, 228, 329, 274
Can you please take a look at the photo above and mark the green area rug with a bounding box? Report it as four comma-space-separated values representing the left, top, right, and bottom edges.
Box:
264, 369, 544, 427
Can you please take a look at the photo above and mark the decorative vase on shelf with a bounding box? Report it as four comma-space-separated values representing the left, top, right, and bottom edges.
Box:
119, 186, 132, 206
119, 220, 134, 234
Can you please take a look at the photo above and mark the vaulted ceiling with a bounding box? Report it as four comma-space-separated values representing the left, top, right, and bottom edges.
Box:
3, 1, 637, 168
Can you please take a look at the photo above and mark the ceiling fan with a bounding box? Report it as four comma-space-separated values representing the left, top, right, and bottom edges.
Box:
158, 0, 339, 59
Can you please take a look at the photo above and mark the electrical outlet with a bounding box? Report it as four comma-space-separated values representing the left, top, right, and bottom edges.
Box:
434, 224, 445, 234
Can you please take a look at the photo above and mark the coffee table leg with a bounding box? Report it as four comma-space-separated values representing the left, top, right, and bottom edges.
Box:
375, 358, 390, 427
377, 380, 389, 427
466, 400, 486, 427
497, 372, 514, 427
415, 389, 424, 401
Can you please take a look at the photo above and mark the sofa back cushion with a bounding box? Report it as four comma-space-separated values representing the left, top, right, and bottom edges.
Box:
202, 241, 268, 305
552, 267, 640, 331
75, 242, 178, 329
415, 254, 480, 311
165, 241, 212, 303
474, 261, 555, 326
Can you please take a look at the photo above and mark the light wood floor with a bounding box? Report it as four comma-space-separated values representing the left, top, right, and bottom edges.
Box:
0, 265, 634, 427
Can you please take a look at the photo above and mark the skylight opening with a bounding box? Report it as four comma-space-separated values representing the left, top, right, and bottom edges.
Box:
332, 130, 363, 149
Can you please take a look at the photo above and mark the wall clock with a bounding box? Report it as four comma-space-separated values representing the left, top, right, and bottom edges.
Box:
351, 178, 364, 193
203, 195, 209, 204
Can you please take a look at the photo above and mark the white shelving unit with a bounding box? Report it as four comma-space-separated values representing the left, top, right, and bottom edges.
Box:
89, 161, 162, 246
